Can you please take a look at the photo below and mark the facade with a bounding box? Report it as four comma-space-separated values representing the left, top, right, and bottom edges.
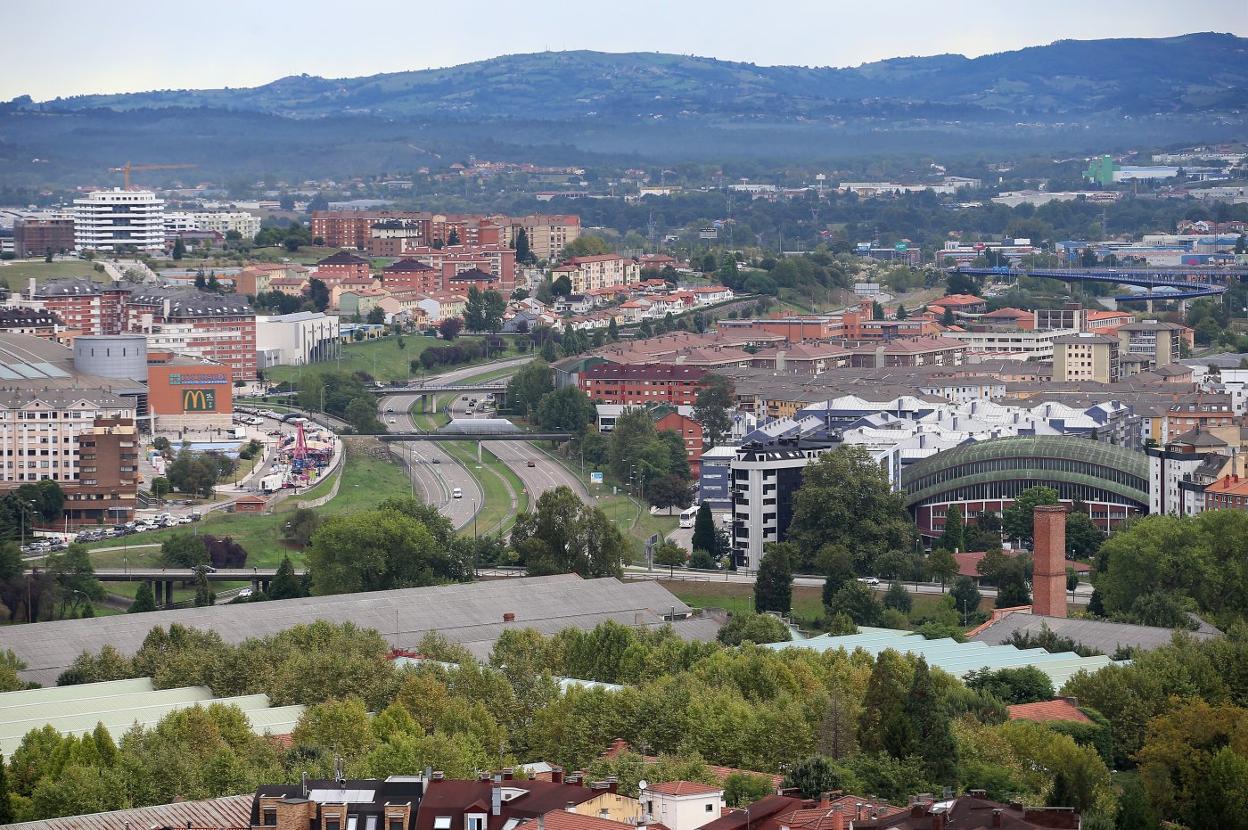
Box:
902, 435, 1148, 536
501, 214, 582, 261
13, 213, 75, 258
948, 327, 1077, 361
730, 438, 837, 569
17, 278, 128, 336
0, 308, 61, 340
146, 357, 234, 431
552, 255, 641, 294
655, 410, 704, 476
581, 364, 709, 406
125, 288, 257, 380
255, 312, 340, 367
73, 189, 165, 252
1117, 320, 1186, 368
1053, 334, 1120, 383
164, 211, 261, 239
314, 250, 371, 286
0, 386, 139, 527
641, 782, 724, 830
384, 258, 442, 293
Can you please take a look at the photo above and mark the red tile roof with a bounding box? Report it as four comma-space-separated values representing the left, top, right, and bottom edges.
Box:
515, 811, 633, 830
1007, 699, 1092, 724
647, 781, 723, 797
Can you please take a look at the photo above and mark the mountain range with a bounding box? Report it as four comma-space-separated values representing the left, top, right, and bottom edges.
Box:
2, 34, 1245, 184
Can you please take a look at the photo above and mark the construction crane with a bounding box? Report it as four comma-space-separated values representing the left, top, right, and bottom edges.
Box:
108, 161, 196, 190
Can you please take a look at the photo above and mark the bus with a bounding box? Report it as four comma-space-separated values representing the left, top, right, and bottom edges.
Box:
678, 505, 699, 529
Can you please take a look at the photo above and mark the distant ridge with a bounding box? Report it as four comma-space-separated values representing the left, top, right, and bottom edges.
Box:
15, 33, 1248, 121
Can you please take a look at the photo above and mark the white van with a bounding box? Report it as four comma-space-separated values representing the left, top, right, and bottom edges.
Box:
678, 505, 699, 528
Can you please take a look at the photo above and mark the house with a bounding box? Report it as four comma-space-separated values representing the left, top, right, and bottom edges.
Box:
233, 494, 268, 513
928, 294, 988, 316
415, 773, 608, 830
417, 293, 469, 324
618, 300, 653, 323
692, 286, 734, 305
555, 294, 593, 315
252, 777, 422, 830
314, 250, 371, 286
640, 782, 724, 830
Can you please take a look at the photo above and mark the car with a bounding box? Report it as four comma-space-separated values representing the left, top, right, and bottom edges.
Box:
188, 512, 202, 521
237, 587, 254, 599
388, 418, 397, 424
527, 460, 536, 467
857, 577, 881, 585
385, 407, 394, 414
178, 516, 193, 524
452, 487, 463, 499
431, 458, 441, 464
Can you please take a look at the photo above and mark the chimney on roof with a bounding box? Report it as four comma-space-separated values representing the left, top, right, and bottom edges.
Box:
931, 811, 944, 830
566, 803, 577, 813
606, 777, 618, 794
551, 766, 564, 784
503, 612, 516, 623
432, 771, 444, 781
992, 810, 1004, 829
492, 783, 502, 816
831, 806, 844, 830
503, 768, 514, 781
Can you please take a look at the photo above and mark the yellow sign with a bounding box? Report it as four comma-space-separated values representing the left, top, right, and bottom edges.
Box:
182, 388, 217, 412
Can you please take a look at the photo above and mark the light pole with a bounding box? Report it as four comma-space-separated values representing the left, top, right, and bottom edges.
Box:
472, 499, 479, 540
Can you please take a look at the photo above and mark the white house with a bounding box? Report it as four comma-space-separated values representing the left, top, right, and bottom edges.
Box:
641, 781, 724, 830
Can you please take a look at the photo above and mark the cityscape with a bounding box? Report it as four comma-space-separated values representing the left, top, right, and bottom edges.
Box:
0, 5, 1246, 830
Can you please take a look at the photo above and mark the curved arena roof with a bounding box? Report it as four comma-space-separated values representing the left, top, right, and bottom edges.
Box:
901, 435, 1149, 508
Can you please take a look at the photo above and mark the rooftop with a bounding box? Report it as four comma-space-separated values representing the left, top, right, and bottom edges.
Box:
1006, 699, 1092, 724
0, 794, 253, 830
3, 575, 716, 686
970, 613, 1220, 656
645, 781, 723, 797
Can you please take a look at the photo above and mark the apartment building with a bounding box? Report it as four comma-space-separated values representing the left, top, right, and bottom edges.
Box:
655, 409, 705, 475
948, 327, 1078, 361
1117, 320, 1189, 368
383, 258, 442, 293
314, 250, 371, 287
13, 213, 75, 258
164, 211, 261, 239
580, 364, 709, 406
551, 254, 640, 294
73, 189, 165, 252
1053, 334, 1120, 383
731, 437, 837, 569
499, 214, 582, 261
125, 288, 257, 380
0, 308, 61, 340
13, 278, 128, 336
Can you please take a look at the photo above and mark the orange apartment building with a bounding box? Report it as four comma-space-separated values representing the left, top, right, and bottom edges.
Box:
655, 409, 705, 475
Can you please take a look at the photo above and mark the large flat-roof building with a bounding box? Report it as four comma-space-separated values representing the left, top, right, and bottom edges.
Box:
73, 188, 165, 252
256, 311, 341, 368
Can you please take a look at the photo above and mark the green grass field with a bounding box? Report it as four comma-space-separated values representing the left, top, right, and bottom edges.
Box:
0, 260, 107, 289
265, 335, 524, 385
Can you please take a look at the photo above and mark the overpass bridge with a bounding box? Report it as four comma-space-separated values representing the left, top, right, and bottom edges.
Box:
955, 265, 1245, 303
378, 433, 573, 442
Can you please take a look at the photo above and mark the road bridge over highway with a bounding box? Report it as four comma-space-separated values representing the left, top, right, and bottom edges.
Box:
955, 265, 1246, 303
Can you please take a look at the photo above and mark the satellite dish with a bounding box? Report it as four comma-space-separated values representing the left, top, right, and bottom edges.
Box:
638, 780, 648, 792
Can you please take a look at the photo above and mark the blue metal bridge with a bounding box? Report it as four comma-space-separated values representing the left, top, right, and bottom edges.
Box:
955, 265, 1248, 302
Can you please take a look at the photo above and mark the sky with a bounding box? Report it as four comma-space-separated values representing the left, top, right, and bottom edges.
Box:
3, 0, 1246, 100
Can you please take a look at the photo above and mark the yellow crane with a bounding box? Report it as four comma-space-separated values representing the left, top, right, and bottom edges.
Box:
108, 161, 197, 189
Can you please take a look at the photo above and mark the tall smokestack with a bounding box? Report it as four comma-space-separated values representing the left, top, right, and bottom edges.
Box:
1032, 504, 1068, 618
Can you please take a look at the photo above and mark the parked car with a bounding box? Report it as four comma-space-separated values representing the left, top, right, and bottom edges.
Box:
857, 577, 881, 585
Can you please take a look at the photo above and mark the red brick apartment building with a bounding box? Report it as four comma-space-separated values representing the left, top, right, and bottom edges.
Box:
125, 288, 257, 380
655, 409, 704, 475
22, 278, 127, 336
313, 250, 371, 287
581, 364, 709, 406
14, 215, 76, 258
313, 210, 578, 261
383, 258, 442, 293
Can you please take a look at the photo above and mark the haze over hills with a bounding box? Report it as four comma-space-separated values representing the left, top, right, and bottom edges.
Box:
2, 33, 1245, 184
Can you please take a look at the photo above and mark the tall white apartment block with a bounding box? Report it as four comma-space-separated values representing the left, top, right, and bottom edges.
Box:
73, 188, 166, 252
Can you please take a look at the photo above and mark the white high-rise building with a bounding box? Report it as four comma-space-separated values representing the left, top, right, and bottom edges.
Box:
73, 188, 165, 252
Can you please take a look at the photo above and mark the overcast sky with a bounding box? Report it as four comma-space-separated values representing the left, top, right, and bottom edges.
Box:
4, 0, 1245, 100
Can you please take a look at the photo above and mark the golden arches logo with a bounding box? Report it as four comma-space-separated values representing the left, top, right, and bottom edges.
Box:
182, 389, 215, 412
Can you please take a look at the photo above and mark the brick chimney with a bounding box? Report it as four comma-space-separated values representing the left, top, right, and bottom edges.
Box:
830, 806, 844, 830
1031, 504, 1068, 618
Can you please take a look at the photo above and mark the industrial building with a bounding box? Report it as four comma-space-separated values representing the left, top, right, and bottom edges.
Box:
255, 310, 341, 368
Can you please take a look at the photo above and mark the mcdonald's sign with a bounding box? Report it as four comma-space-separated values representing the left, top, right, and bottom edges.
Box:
182, 388, 217, 412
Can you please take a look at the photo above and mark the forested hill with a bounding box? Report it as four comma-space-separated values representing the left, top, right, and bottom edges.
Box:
12, 33, 1248, 121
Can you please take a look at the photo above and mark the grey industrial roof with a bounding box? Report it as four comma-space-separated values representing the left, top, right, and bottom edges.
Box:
6, 575, 712, 686
971, 614, 1220, 658
0, 793, 253, 830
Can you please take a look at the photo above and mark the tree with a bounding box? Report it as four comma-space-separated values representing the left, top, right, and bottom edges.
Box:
1064, 508, 1105, 560
906, 657, 958, 784
561, 235, 611, 258
789, 447, 914, 574
160, 533, 208, 568
754, 542, 793, 614
447, 228, 460, 246
514, 228, 534, 264
653, 540, 686, 574
827, 581, 884, 626
884, 581, 912, 613
30, 764, 129, 820
510, 487, 627, 578
716, 611, 791, 645
1002, 486, 1059, 545
950, 576, 982, 623
551, 274, 573, 297
535, 386, 596, 433
690, 548, 716, 569
939, 506, 965, 552
691, 504, 717, 560
964, 666, 1055, 704
281, 508, 321, 549
366, 306, 386, 325
694, 374, 735, 448
607, 317, 619, 341
994, 558, 1032, 608
507, 361, 553, 417
306, 509, 462, 595
172, 238, 186, 260
0, 751, 12, 824
45, 544, 104, 617
292, 697, 376, 761
927, 548, 958, 589
858, 649, 913, 757
267, 555, 305, 600
896, 303, 908, 320
646, 475, 692, 512
723, 772, 775, 808
438, 317, 463, 340
129, 581, 157, 613
783, 756, 861, 800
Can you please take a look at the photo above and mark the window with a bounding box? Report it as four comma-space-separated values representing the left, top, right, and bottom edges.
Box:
263, 810, 277, 826
434, 819, 452, 830
466, 816, 486, 830
327, 822, 341, 830
706, 804, 715, 813
389, 821, 404, 830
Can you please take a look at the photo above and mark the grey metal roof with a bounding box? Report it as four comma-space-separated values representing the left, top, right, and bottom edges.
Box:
971, 613, 1220, 657
0, 793, 253, 830
6, 575, 708, 687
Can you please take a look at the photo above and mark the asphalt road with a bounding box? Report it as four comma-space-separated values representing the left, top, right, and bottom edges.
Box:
380, 393, 481, 530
